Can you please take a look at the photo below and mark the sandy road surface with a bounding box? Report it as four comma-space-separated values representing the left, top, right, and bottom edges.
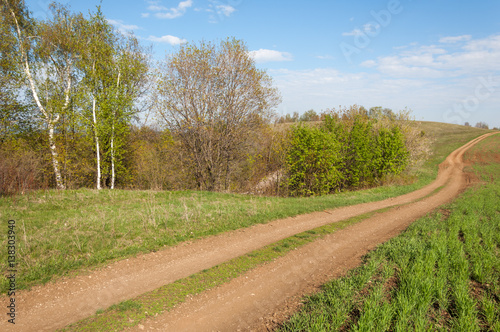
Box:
2, 133, 495, 332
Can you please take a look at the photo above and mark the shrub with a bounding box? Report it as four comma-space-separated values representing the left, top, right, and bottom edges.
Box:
375, 126, 409, 178
285, 125, 343, 196
344, 117, 377, 188
283, 105, 414, 196
0, 141, 43, 195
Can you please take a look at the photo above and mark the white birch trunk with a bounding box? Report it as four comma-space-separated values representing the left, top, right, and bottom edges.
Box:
110, 70, 121, 189
47, 125, 65, 189
110, 122, 115, 189
7, 2, 65, 189
92, 95, 102, 190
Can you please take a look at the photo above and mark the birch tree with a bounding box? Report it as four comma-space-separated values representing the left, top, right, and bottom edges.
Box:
78, 7, 115, 190
105, 34, 150, 189
79, 8, 150, 189
2, 0, 82, 189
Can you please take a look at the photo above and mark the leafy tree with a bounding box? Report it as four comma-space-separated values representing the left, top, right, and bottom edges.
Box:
369, 106, 395, 120
2, 0, 84, 189
475, 122, 489, 130
77, 7, 115, 189
155, 38, 281, 191
0, 0, 26, 141
283, 106, 413, 196
77, 7, 150, 189
299, 109, 319, 122
101, 32, 151, 189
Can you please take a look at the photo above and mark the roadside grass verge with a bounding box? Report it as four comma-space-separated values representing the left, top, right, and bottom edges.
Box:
0, 123, 490, 293
278, 134, 500, 331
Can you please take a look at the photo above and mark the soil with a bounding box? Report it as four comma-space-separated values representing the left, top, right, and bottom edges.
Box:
1, 132, 496, 332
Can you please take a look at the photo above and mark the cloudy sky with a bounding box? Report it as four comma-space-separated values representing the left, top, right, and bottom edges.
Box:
27, 0, 500, 127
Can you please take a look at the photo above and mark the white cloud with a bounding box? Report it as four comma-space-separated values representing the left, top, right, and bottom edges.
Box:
342, 29, 363, 37
216, 4, 236, 17
178, 0, 192, 10
363, 35, 500, 78
439, 35, 472, 44
463, 34, 500, 52
147, 0, 193, 19
148, 35, 187, 45
204, 2, 237, 23
270, 34, 500, 127
248, 49, 293, 63
107, 19, 141, 33
342, 23, 380, 37
148, 4, 168, 11
316, 55, 334, 60
360, 60, 376, 67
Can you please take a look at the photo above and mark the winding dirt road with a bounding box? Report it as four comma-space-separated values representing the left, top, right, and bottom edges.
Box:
2, 133, 496, 332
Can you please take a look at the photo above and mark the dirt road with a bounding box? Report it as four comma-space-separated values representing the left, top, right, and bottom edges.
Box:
2, 133, 495, 332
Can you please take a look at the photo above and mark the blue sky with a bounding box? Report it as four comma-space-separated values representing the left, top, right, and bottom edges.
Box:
27, 0, 500, 127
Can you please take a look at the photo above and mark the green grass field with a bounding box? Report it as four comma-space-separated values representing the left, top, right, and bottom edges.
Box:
0, 122, 492, 294
278, 133, 500, 331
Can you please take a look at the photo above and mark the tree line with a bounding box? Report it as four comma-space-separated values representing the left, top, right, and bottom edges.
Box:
1, 0, 431, 196
1, 0, 150, 192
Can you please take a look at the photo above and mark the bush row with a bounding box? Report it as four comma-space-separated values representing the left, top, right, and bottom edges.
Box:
284, 108, 411, 196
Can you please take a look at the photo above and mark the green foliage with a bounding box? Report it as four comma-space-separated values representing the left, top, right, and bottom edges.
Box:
375, 126, 409, 178
284, 107, 411, 196
345, 117, 377, 188
286, 125, 343, 196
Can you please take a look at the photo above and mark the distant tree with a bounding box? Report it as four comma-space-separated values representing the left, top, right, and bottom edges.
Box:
284, 114, 293, 123
464, 122, 470, 127
155, 38, 281, 191
299, 109, 319, 122
475, 122, 489, 130
369, 106, 395, 120
358, 106, 368, 117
